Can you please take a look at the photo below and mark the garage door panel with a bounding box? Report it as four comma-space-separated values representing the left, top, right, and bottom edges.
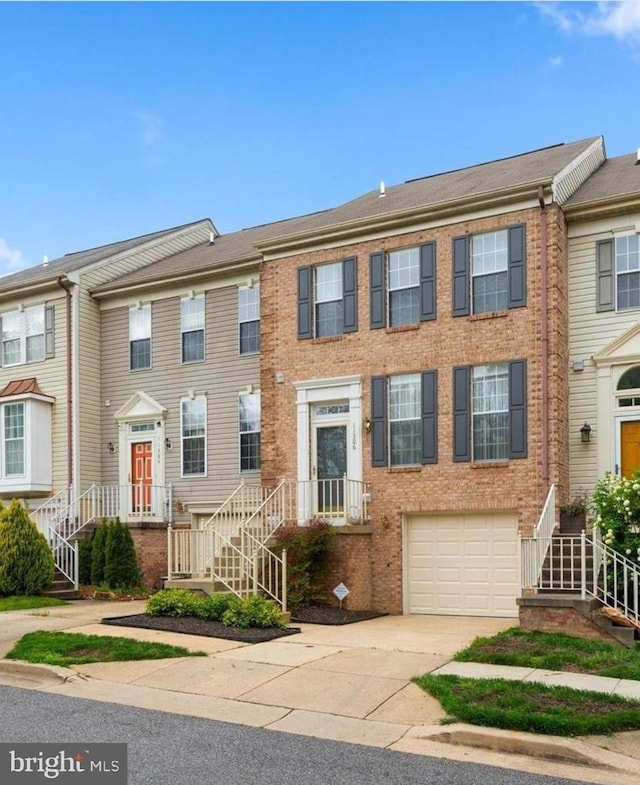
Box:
407, 513, 519, 618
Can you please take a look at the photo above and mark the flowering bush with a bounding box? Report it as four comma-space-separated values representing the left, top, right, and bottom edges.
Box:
591, 471, 640, 564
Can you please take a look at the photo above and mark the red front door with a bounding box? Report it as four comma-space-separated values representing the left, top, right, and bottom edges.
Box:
131, 441, 153, 512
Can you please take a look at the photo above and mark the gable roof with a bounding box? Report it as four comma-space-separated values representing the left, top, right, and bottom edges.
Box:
0, 219, 212, 296
93, 136, 602, 296
564, 153, 640, 213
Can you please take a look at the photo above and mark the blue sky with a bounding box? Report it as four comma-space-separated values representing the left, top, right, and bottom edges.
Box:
3, 1, 640, 273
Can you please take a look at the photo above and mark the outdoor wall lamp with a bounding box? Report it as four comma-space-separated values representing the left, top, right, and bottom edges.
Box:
363, 417, 371, 433
580, 423, 592, 443
165, 437, 172, 450
107, 442, 116, 454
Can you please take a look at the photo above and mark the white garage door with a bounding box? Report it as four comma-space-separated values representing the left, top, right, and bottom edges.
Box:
406, 513, 519, 618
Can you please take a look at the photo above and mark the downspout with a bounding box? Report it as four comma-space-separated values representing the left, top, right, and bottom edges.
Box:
537, 185, 549, 487
56, 276, 74, 492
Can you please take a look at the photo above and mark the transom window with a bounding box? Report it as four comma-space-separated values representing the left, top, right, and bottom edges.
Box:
388, 248, 420, 326
2, 306, 45, 366
181, 295, 205, 363
616, 235, 640, 311
129, 304, 151, 370
472, 230, 508, 314
239, 286, 260, 355
472, 364, 509, 461
389, 374, 421, 466
617, 365, 640, 407
239, 392, 261, 472
181, 397, 206, 476
315, 262, 343, 338
130, 423, 155, 433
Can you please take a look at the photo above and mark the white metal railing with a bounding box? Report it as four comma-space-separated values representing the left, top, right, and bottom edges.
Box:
520, 531, 640, 627
32, 483, 172, 590
167, 480, 291, 609
200, 482, 270, 529
296, 476, 370, 524
520, 484, 556, 589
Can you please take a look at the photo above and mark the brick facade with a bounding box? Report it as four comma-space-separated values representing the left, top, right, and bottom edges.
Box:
261, 205, 570, 614
129, 525, 167, 590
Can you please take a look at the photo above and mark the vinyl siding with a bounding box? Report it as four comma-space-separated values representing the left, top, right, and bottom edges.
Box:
0, 290, 68, 500
100, 280, 260, 522
568, 213, 640, 496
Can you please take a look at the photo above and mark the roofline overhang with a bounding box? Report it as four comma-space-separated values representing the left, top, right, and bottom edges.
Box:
0, 274, 74, 303
90, 255, 261, 299
254, 180, 555, 254
0, 391, 56, 405
564, 194, 640, 221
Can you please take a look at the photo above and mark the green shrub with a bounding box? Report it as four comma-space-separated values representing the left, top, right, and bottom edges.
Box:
146, 588, 201, 617
78, 538, 93, 585
0, 499, 55, 596
194, 592, 237, 621
270, 519, 335, 609
104, 519, 140, 590
221, 595, 287, 629
90, 522, 108, 585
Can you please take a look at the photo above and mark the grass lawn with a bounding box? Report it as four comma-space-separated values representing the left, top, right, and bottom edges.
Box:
7, 631, 207, 667
0, 596, 69, 612
454, 627, 640, 680
413, 675, 640, 736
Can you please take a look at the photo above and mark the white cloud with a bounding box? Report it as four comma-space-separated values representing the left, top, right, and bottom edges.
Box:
0, 239, 29, 274
134, 111, 163, 147
549, 55, 564, 68
536, 1, 640, 41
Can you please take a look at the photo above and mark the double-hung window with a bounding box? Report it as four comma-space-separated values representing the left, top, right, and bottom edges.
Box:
129, 304, 151, 370
388, 374, 421, 465
181, 397, 206, 476
297, 257, 357, 339
388, 248, 420, 326
181, 295, 205, 363
1, 305, 49, 366
239, 392, 260, 472
370, 244, 436, 329
371, 371, 438, 467
471, 231, 509, 314
616, 235, 640, 311
239, 286, 260, 354
452, 225, 526, 316
452, 361, 527, 462
4, 402, 25, 476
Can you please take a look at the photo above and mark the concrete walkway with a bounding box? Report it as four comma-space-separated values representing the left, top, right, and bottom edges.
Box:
0, 601, 639, 785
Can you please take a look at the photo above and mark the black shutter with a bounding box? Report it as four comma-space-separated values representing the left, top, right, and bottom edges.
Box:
508, 224, 526, 308
509, 360, 527, 459
452, 236, 470, 317
342, 256, 357, 333
369, 252, 386, 329
421, 370, 437, 464
419, 242, 436, 321
452, 366, 471, 462
596, 239, 615, 313
297, 266, 312, 339
371, 375, 387, 467
45, 305, 55, 358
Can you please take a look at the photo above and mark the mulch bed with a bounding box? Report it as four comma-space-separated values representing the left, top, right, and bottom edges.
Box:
290, 606, 388, 625
102, 614, 301, 644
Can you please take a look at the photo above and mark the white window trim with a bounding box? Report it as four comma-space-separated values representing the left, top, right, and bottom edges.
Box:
129, 303, 152, 371
388, 373, 421, 467
239, 391, 261, 473
314, 262, 343, 338
471, 363, 509, 462
2, 401, 25, 477
180, 294, 205, 364
180, 396, 207, 478
471, 229, 509, 315
615, 234, 640, 312
0, 391, 54, 494
2, 306, 45, 367
238, 285, 260, 356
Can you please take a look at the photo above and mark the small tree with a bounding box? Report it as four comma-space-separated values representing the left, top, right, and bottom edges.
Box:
104, 518, 140, 589
270, 519, 335, 609
78, 537, 93, 585
0, 499, 55, 595
90, 522, 109, 586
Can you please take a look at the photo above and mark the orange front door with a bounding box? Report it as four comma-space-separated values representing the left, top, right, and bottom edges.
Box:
131, 441, 153, 511
621, 421, 640, 478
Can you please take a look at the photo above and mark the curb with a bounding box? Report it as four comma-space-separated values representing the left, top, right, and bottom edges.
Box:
0, 659, 79, 684
410, 723, 634, 771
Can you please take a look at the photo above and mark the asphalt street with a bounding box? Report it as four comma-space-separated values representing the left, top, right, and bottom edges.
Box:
0, 686, 585, 785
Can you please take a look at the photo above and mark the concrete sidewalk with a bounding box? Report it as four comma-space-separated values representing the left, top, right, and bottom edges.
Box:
0, 600, 639, 785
